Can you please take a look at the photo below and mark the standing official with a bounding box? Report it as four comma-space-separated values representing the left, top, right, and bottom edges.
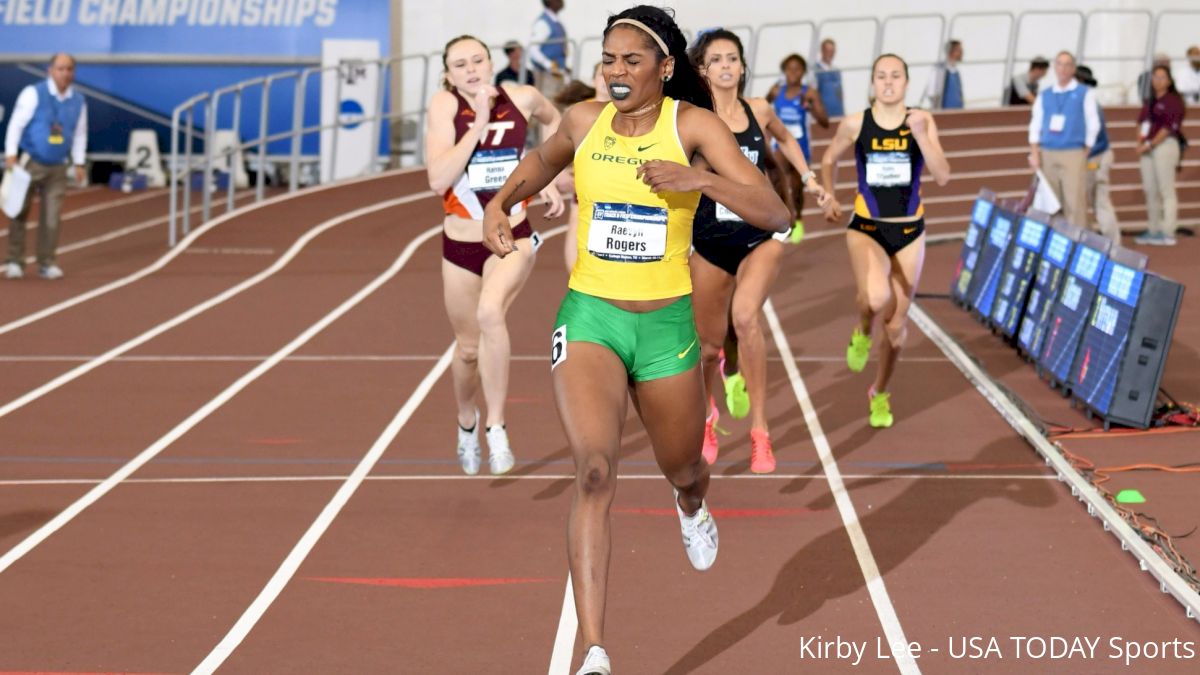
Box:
4, 53, 87, 280
1028, 51, 1098, 227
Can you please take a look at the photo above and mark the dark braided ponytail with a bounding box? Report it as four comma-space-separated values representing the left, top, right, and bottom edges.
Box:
604, 6, 712, 111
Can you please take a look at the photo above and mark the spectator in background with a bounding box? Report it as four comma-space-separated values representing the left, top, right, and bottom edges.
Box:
1076, 66, 1120, 243
810, 38, 844, 118
1138, 53, 1171, 103
495, 40, 535, 86
528, 0, 569, 99
1175, 45, 1200, 104
1135, 65, 1186, 247
4, 53, 87, 281
1008, 56, 1049, 106
924, 40, 964, 110
1028, 51, 1098, 228
767, 53, 828, 241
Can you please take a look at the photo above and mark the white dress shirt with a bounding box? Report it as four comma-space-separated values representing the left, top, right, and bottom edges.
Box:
4, 78, 88, 165
1028, 78, 1100, 147
1175, 64, 1200, 104
527, 9, 564, 72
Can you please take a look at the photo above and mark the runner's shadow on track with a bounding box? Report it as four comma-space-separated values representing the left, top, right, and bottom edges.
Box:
489, 413, 656, 501
1160, 341, 1200, 401
663, 438, 1058, 674
801, 339, 1025, 459
0, 509, 57, 546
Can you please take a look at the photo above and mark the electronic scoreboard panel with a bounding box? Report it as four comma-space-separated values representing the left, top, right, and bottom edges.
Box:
1036, 231, 1112, 387
1069, 247, 1183, 429
966, 203, 1018, 319
951, 191, 997, 305
1017, 221, 1081, 358
991, 211, 1051, 337
1070, 252, 1147, 415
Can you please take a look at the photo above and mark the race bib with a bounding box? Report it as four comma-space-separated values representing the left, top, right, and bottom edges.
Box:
530, 230, 544, 251
467, 148, 519, 192
785, 122, 804, 139
550, 325, 567, 370
587, 202, 668, 262
715, 202, 740, 222
865, 152, 912, 187
1048, 114, 1066, 133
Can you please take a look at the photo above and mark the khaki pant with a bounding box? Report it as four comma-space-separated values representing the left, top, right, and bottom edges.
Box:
7, 160, 68, 268
1139, 137, 1181, 237
1042, 147, 1089, 227
1086, 148, 1120, 243
533, 68, 565, 100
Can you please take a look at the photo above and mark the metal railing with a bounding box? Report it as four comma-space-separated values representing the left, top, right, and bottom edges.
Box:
164, 8, 1200, 245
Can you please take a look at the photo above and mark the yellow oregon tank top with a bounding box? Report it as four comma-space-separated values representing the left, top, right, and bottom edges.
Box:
570, 97, 700, 301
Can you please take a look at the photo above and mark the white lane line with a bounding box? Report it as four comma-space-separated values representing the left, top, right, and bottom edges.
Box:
0, 473, 1056, 487
0, 168, 422, 337
548, 573, 579, 675
196, 222, 569, 671
0, 221, 443, 576
192, 345, 457, 672
764, 299, 921, 675
0, 354, 951, 364
0, 189, 168, 238
907, 302, 1200, 626
0, 193, 435, 422
22, 194, 259, 266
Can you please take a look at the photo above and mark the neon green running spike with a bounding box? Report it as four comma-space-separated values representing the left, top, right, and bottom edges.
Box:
869, 391, 893, 428
723, 371, 750, 419
847, 328, 872, 373
788, 219, 805, 244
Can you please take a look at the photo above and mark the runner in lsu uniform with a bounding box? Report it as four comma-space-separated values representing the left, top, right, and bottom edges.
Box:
482, 8, 790, 674
767, 53, 829, 243
820, 54, 951, 427
425, 35, 564, 476
688, 29, 829, 473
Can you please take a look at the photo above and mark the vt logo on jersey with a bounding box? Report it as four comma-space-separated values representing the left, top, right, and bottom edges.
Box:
473, 121, 516, 146
871, 137, 909, 151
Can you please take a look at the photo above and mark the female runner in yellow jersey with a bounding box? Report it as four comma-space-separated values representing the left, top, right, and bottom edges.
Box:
820, 54, 951, 427
482, 7, 789, 674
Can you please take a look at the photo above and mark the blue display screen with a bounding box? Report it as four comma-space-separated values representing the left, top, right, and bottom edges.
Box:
1043, 231, 1072, 268
1070, 245, 1104, 285
1098, 261, 1145, 308
989, 215, 1013, 248
972, 199, 994, 226
1017, 217, 1048, 251
965, 222, 982, 249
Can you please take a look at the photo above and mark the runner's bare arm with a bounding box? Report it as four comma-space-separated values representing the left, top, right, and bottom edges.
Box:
820, 111, 862, 222
752, 98, 829, 207
483, 102, 603, 256
425, 89, 489, 193
907, 109, 951, 186
639, 104, 788, 233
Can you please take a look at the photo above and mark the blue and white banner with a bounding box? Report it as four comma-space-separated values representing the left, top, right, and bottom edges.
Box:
0, 0, 390, 157
0, 0, 386, 56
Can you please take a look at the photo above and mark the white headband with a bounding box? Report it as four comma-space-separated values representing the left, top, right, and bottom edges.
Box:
611, 18, 669, 57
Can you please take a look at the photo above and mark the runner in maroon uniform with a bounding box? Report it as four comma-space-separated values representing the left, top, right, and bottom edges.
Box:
426, 35, 564, 475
